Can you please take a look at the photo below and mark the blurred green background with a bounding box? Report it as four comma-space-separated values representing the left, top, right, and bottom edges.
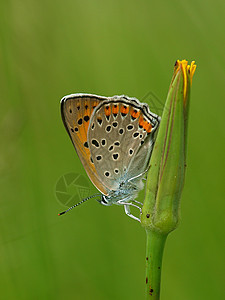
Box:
0, 0, 224, 299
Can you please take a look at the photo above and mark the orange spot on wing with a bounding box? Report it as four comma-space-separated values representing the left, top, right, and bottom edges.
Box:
139, 116, 145, 127
145, 122, 152, 133
105, 105, 111, 116
130, 108, 140, 119
112, 105, 119, 114
120, 105, 129, 114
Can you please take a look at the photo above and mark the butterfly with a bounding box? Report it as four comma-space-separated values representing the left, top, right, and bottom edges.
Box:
59, 93, 160, 221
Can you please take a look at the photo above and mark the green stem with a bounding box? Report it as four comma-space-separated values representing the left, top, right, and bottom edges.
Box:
145, 230, 167, 299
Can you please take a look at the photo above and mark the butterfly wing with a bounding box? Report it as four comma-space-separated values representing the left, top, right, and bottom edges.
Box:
88, 95, 160, 191
126, 101, 160, 180
61, 93, 109, 195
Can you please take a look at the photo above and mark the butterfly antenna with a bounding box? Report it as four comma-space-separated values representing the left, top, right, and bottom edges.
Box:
58, 194, 101, 216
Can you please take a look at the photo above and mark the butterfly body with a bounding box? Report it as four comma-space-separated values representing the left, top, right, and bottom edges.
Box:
100, 177, 142, 206
61, 93, 160, 221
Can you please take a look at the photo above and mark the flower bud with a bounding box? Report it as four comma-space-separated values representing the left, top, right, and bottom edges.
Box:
141, 60, 196, 234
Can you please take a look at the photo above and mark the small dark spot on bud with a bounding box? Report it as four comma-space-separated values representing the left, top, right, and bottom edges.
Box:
149, 288, 154, 295
146, 277, 148, 284
158, 267, 160, 270
146, 213, 150, 218
146, 257, 148, 261
69, 109, 72, 113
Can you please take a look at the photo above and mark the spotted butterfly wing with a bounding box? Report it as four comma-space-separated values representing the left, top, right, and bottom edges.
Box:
61, 94, 109, 195
88, 95, 160, 192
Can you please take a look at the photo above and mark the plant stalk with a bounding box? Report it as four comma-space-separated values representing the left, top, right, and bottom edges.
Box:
145, 230, 167, 299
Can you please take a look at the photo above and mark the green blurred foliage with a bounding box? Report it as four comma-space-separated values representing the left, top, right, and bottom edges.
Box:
0, 0, 224, 299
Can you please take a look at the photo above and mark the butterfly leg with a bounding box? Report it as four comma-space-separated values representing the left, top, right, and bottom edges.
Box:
118, 200, 142, 222
131, 199, 143, 206
124, 204, 141, 222
127, 166, 150, 183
